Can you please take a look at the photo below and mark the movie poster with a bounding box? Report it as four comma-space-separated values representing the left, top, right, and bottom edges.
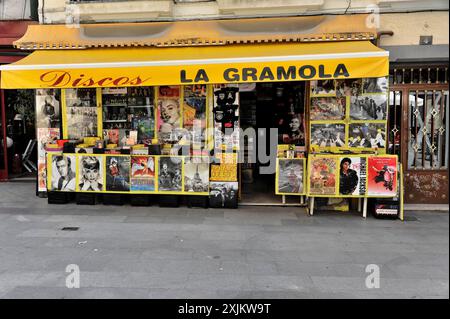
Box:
309, 157, 337, 196
338, 156, 367, 196
213, 84, 240, 149
105, 156, 130, 192
157, 86, 182, 142
130, 156, 155, 191
77, 155, 104, 192
367, 156, 397, 196
348, 123, 386, 149
36, 89, 60, 129
276, 159, 305, 195
65, 88, 98, 139
310, 124, 346, 148
184, 158, 209, 193
209, 182, 238, 208
310, 97, 346, 121
350, 94, 387, 120
37, 128, 60, 192
49, 154, 76, 192
158, 156, 182, 192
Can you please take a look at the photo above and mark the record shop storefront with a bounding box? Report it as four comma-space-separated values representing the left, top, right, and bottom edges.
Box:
0, 18, 396, 210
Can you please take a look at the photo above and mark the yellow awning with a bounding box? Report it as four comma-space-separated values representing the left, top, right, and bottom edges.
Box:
0, 41, 389, 89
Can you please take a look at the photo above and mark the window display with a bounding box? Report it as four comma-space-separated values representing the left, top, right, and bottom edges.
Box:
64, 88, 98, 139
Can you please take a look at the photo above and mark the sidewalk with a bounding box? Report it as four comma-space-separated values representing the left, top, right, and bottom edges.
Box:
0, 182, 448, 299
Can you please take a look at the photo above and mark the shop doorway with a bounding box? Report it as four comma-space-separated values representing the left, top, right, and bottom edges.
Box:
239, 82, 306, 205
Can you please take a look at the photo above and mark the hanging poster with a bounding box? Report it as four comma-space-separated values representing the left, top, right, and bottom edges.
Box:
49, 154, 76, 192
348, 123, 386, 149
362, 77, 388, 94
37, 128, 60, 192
130, 156, 156, 191
310, 80, 336, 95
157, 86, 182, 142
77, 155, 104, 192
184, 157, 209, 193
183, 85, 207, 134
158, 156, 183, 192
350, 94, 387, 120
310, 124, 346, 149
105, 155, 130, 192
367, 156, 398, 196
338, 156, 367, 196
209, 181, 238, 208
308, 157, 337, 196
36, 89, 60, 129
310, 97, 346, 121
210, 163, 238, 182
276, 158, 305, 195
334, 78, 363, 98
64, 88, 98, 139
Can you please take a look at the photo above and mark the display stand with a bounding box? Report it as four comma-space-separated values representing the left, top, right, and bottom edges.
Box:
308, 196, 368, 218
76, 193, 97, 205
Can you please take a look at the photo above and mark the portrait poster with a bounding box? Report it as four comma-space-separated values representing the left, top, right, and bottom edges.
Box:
338, 156, 367, 196
37, 128, 60, 192
350, 94, 387, 120
279, 114, 305, 146
209, 181, 238, 208
362, 77, 388, 94
308, 157, 337, 196
276, 158, 305, 195
348, 123, 386, 150
184, 158, 209, 193
367, 156, 398, 196
310, 80, 336, 95
65, 88, 98, 139
310, 97, 346, 121
105, 155, 130, 192
36, 89, 60, 129
310, 124, 345, 149
130, 156, 155, 191
49, 154, 76, 192
158, 156, 183, 192
157, 86, 182, 142
334, 78, 362, 98
77, 155, 104, 192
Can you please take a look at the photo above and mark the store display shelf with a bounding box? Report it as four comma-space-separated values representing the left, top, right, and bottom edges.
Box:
103, 104, 128, 107
104, 120, 127, 123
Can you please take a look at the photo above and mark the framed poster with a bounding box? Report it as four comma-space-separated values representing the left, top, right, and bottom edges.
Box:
47, 154, 76, 192
310, 80, 336, 96
130, 156, 156, 191
157, 86, 182, 142
348, 123, 386, 150
362, 77, 388, 94
367, 156, 398, 196
64, 88, 98, 139
308, 156, 338, 196
275, 158, 306, 195
310, 124, 346, 149
105, 155, 130, 192
184, 157, 209, 194
36, 89, 61, 129
310, 97, 346, 121
350, 94, 387, 120
210, 163, 238, 182
338, 156, 367, 196
158, 156, 183, 192
77, 155, 104, 192
334, 78, 362, 98
37, 128, 60, 192
209, 181, 238, 208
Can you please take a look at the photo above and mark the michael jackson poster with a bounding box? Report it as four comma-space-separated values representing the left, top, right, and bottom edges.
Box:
367, 156, 397, 196
339, 157, 367, 196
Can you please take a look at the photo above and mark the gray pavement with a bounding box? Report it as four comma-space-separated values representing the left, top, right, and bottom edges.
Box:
0, 182, 448, 299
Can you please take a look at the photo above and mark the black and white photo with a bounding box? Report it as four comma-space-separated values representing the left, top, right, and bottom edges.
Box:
36, 89, 60, 128
310, 124, 346, 148
350, 94, 387, 120
78, 156, 104, 192
50, 155, 76, 191
184, 158, 209, 193
348, 123, 387, 149
209, 182, 238, 208
276, 159, 304, 194
158, 157, 183, 191
363, 77, 388, 94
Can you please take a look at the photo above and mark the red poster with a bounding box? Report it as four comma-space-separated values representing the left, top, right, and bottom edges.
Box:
367, 156, 397, 196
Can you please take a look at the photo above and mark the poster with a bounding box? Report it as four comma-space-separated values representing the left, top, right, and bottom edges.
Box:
338, 157, 367, 196
310, 97, 346, 121
65, 88, 98, 139
77, 155, 104, 192
132, 118, 154, 144
334, 78, 362, 98
36, 89, 60, 129
130, 156, 156, 191
37, 128, 60, 192
210, 163, 237, 182
367, 156, 397, 196
310, 80, 335, 95
158, 156, 182, 191
348, 123, 386, 149
276, 158, 305, 195
310, 124, 345, 148
184, 158, 209, 193
350, 94, 387, 120
49, 154, 76, 192
213, 85, 240, 149
309, 157, 337, 196
157, 86, 182, 142
363, 77, 388, 94
279, 114, 306, 146
209, 182, 238, 208
105, 156, 130, 192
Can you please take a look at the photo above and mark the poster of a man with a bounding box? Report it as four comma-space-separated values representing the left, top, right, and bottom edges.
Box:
363, 77, 388, 94
106, 156, 130, 192
50, 155, 76, 191
158, 157, 182, 191
78, 156, 104, 192
36, 90, 60, 128
339, 157, 362, 195
350, 95, 387, 120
